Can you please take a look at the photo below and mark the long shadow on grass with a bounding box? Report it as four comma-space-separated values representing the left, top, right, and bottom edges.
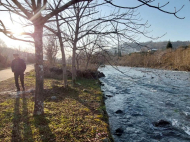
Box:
44, 85, 98, 115
11, 96, 21, 142
22, 93, 34, 142
11, 92, 35, 142
33, 90, 56, 142
34, 115, 56, 142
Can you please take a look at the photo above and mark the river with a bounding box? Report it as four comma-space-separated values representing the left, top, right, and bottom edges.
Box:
99, 66, 190, 142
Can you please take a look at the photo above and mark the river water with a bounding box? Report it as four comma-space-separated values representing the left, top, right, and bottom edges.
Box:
99, 66, 190, 142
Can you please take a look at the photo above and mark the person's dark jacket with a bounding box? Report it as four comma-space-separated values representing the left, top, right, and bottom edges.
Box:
11, 58, 26, 73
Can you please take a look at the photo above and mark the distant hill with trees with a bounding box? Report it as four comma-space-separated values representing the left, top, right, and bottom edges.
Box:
115, 45, 190, 71
139, 40, 190, 50
111, 41, 190, 55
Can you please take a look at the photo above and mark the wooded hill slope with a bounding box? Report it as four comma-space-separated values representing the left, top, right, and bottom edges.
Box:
116, 45, 190, 71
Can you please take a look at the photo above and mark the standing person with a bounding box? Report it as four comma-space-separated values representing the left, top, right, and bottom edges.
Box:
11, 53, 26, 92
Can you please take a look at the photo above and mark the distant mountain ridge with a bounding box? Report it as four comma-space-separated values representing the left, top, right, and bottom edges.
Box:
136, 41, 190, 50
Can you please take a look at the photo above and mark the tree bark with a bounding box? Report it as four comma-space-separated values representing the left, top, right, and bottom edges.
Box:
33, 24, 44, 115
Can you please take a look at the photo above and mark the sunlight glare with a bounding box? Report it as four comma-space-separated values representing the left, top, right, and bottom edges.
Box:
11, 25, 23, 35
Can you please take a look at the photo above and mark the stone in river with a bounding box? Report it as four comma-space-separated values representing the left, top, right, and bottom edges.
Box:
106, 95, 113, 97
165, 101, 175, 107
114, 128, 124, 136
153, 119, 171, 127
115, 110, 123, 114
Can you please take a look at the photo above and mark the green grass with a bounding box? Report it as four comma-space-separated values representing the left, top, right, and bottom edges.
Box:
0, 71, 112, 142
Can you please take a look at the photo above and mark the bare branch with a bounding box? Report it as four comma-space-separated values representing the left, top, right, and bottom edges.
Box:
137, 0, 185, 19
43, 0, 91, 23
104, 0, 145, 9
12, 0, 32, 18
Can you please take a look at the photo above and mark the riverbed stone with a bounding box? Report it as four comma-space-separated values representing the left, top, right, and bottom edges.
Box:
114, 128, 124, 136
165, 101, 175, 107
115, 110, 123, 114
105, 94, 113, 97
127, 123, 133, 127
131, 111, 143, 116
99, 81, 104, 86
51, 96, 57, 100
153, 120, 171, 127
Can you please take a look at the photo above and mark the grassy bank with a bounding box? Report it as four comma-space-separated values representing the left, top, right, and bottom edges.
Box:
0, 71, 112, 142
117, 45, 190, 71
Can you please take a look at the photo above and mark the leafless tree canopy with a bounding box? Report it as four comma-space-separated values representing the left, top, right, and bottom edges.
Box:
43, 35, 58, 65
0, 0, 188, 115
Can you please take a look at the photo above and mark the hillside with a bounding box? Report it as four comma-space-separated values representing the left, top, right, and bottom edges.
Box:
136, 41, 190, 50
110, 41, 190, 55
116, 45, 190, 71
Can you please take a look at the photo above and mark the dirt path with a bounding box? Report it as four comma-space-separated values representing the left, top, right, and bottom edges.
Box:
0, 64, 34, 82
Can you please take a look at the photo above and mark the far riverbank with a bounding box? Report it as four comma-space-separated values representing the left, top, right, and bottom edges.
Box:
115, 45, 190, 72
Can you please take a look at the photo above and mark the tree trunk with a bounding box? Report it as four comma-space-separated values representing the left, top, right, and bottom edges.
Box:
56, 15, 67, 87
76, 57, 79, 70
33, 24, 44, 115
85, 56, 90, 70
72, 44, 77, 85
61, 46, 67, 87
72, 11, 80, 86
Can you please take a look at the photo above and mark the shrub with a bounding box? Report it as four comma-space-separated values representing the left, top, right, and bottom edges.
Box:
166, 41, 173, 49
0, 54, 10, 69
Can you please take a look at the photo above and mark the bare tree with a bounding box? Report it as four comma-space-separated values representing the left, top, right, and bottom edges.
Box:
80, 34, 102, 70
59, 0, 187, 85
0, 0, 187, 115
0, 0, 90, 115
44, 35, 58, 65
75, 50, 83, 70
58, 1, 134, 84
43, 17, 68, 87
55, 14, 68, 87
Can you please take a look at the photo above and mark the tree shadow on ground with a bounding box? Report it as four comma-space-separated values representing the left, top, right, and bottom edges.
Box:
11, 92, 55, 142
44, 86, 98, 114
11, 96, 21, 142
22, 93, 34, 142
11, 92, 34, 142
34, 115, 56, 142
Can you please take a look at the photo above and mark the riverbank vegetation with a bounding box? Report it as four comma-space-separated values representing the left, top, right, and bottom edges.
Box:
0, 70, 112, 142
116, 45, 190, 71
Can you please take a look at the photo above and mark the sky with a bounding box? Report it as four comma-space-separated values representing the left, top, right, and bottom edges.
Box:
115, 0, 190, 42
0, 0, 190, 52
